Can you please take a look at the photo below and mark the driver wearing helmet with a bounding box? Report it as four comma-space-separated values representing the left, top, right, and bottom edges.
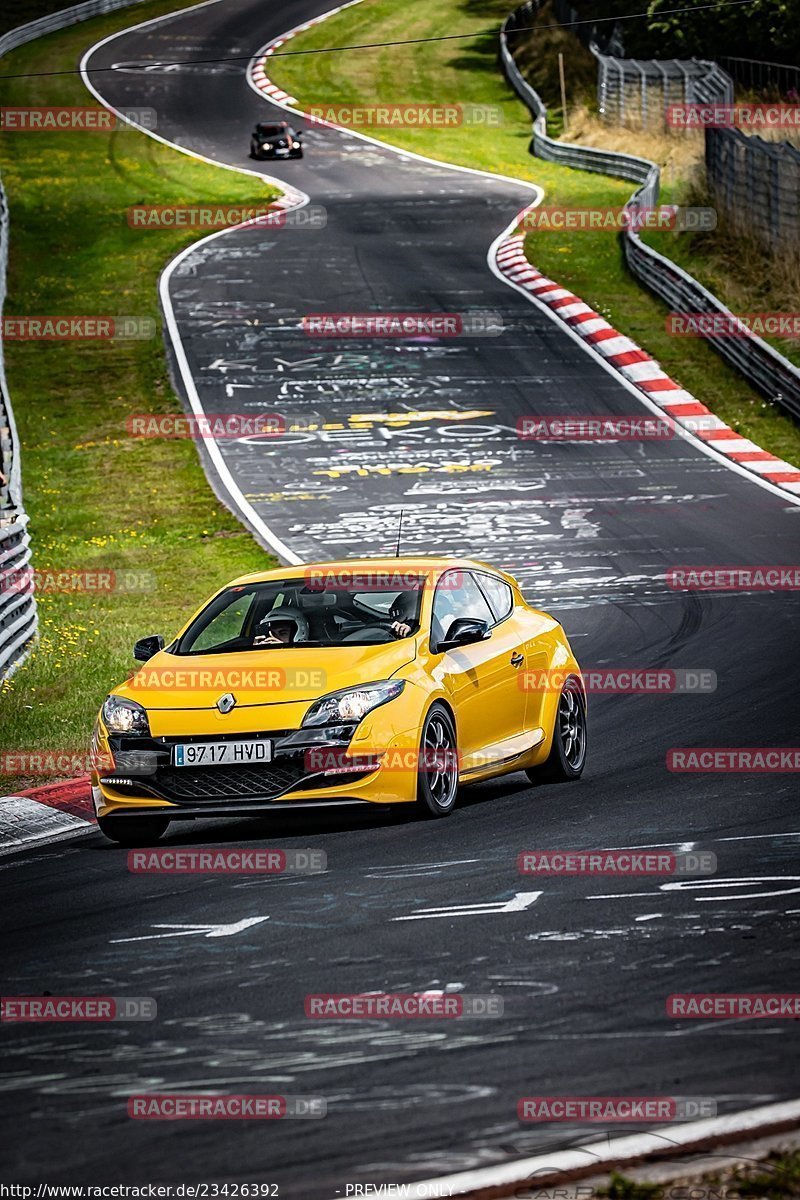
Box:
254, 605, 309, 647
388, 590, 419, 638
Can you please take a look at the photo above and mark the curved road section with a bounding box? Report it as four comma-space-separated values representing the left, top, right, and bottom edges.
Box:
1, 1, 799, 1196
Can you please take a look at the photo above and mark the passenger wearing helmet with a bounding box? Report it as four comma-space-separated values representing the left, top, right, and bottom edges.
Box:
253, 605, 309, 647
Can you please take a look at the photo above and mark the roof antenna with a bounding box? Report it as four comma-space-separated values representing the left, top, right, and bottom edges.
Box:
394, 509, 404, 558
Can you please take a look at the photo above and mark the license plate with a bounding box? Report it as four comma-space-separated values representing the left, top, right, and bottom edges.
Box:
171, 739, 272, 767
275, 148, 289, 155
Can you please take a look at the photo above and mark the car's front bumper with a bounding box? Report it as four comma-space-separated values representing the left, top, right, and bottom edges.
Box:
92, 721, 421, 819
256, 146, 300, 158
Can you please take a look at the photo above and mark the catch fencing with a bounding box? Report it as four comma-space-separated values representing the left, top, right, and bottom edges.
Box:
501, 1, 800, 421
706, 127, 800, 252
551, 0, 733, 128
718, 56, 800, 98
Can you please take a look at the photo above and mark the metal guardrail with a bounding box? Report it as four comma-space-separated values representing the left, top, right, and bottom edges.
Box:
0, 0, 149, 58
501, 1, 800, 422
0, 178, 37, 677
0, 0, 152, 678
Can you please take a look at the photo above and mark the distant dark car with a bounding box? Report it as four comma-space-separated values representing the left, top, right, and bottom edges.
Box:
250, 121, 303, 160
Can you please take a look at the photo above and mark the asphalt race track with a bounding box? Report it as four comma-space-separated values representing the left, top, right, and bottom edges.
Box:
2, 0, 800, 1194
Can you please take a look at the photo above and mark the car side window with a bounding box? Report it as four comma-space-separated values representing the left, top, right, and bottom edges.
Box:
187, 592, 255, 653
474, 573, 514, 623
431, 570, 495, 648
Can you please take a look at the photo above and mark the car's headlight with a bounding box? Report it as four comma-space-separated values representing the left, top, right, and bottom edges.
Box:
292, 141, 301, 148
262, 143, 272, 150
102, 695, 150, 736
302, 680, 405, 727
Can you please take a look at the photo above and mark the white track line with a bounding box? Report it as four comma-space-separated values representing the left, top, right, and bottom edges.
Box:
370, 1098, 800, 1199
249, 6, 800, 509
246, 1, 545, 194
80, 5, 308, 563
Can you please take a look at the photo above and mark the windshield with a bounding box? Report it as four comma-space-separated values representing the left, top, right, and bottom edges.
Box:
175, 576, 426, 654
256, 124, 286, 136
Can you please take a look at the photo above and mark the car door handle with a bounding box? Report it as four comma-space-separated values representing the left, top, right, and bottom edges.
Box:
510, 652, 524, 668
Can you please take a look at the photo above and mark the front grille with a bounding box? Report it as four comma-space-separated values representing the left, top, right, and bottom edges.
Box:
155, 759, 306, 801
104, 729, 374, 805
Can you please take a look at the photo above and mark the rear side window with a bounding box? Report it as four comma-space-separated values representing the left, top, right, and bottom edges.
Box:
474, 573, 514, 623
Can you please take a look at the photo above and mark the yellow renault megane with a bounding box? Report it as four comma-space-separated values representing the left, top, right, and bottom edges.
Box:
92, 558, 586, 843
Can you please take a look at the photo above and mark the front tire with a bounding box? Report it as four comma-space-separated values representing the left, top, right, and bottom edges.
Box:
416, 703, 459, 818
526, 676, 587, 783
97, 815, 170, 846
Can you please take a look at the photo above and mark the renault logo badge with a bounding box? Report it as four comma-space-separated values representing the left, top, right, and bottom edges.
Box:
216, 692, 236, 714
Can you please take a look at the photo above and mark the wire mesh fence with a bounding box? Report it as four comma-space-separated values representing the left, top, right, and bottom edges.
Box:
706, 126, 800, 251
551, 0, 734, 128
500, 1, 800, 422
718, 56, 800, 99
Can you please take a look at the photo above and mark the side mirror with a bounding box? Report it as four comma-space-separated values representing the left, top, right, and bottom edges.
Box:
133, 634, 164, 663
436, 618, 490, 653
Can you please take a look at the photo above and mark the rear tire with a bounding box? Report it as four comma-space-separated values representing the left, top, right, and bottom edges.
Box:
526, 676, 587, 784
97, 815, 170, 846
416, 703, 459, 818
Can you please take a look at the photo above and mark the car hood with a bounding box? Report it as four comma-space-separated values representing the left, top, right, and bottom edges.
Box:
113, 641, 416, 711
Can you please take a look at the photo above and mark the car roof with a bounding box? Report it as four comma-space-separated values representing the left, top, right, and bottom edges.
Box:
227, 557, 519, 588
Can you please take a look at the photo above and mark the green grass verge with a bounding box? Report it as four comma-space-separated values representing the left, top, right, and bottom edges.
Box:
644, 208, 800, 372
0, 0, 279, 785
270, 0, 800, 464
598, 1148, 800, 1199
